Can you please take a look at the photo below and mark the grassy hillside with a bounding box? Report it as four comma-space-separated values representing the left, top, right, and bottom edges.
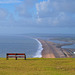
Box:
0, 58, 75, 75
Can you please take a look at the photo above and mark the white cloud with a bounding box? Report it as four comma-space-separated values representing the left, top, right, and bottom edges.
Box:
0, 8, 8, 20
15, 0, 38, 18
53, 0, 75, 13
0, 0, 75, 28
36, 0, 75, 18
36, 0, 75, 26
0, 0, 21, 4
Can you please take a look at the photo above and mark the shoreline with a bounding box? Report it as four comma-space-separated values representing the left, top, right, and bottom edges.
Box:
38, 39, 72, 58
33, 38, 43, 58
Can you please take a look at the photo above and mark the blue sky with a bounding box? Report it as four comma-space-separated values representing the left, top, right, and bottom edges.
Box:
0, 0, 75, 35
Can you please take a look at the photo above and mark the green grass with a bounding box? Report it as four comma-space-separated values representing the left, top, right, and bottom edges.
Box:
0, 58, 75, 75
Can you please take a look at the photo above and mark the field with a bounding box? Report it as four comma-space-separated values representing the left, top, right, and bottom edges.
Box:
0, 58, 75, 75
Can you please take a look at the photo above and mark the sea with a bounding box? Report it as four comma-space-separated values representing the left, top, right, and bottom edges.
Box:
49, 40, 75, 49
0, 35, 43, 58
0, 34, 75, 58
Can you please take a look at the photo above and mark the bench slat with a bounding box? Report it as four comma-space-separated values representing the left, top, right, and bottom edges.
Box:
7, 53, 16, 55
17, 56, 24, 58
7, 53, 25, 55
16, 54, 25, 55
8, 56, 16, 58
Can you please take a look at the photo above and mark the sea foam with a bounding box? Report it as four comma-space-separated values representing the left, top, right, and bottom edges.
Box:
33, 38, 43, 58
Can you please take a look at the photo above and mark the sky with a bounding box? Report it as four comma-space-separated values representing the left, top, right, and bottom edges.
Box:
0, 0, 75, 35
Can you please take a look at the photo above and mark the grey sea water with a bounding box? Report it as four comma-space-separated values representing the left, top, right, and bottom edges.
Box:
0, 34, 75, 58
0, 35, 43, 58
49, 40, 75, 49
62, 44, 75, 49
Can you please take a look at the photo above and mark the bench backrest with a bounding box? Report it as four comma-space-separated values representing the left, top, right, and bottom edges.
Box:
7, 53, 25, 55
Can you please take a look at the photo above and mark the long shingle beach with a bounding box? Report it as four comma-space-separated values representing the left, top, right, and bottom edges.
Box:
38, 39, 67, 58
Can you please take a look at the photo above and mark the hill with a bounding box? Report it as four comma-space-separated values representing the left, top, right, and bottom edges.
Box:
0, 58, 75, 75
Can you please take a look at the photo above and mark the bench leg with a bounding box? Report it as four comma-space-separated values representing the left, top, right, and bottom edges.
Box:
24, 55, 26, 60
6, 55, 8, 60
16, 57, 17, 60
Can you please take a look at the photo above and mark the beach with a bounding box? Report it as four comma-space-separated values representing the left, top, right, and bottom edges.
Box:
38, 39, 70, 58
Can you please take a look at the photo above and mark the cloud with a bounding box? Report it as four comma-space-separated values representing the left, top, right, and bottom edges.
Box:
15, 0, 38, 18
36, 0, 75, 26
36, 0, 75, 18
16, 4, 32, 18
0, 0, 75, 28
0, 8, 8, 20
0, 0, 21, 4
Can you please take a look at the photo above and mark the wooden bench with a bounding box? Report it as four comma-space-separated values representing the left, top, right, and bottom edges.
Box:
6, 53, 26, 60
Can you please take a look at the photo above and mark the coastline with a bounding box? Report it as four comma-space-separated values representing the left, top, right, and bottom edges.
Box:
38, 39, 71, 58
33, 38, 43, 58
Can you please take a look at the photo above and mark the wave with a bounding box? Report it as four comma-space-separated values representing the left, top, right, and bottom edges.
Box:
33, 38, 43, 58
